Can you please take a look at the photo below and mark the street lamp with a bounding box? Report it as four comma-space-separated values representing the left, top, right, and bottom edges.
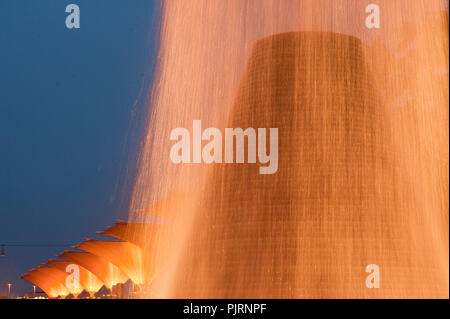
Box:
7, 283, 12, 298
33, 285, 36, 298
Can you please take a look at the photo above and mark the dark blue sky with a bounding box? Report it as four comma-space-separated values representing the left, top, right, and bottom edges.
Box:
0, 0, 159, 296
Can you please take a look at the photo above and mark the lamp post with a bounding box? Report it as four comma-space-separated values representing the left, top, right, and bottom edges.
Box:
7, 283, 12, 298
33, 285, 36, 298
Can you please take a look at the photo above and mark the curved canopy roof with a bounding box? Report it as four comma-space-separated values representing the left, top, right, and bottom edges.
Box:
99, 221, 159, 246
59, 250, 129, 289
75, 239, 148, 285
22, 266, 70, 298
45, 259, 103, 294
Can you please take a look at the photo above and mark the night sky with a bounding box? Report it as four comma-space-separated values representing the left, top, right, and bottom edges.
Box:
0, 0, 159, 296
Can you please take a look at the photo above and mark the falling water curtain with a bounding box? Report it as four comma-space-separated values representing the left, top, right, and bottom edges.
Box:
127, 0, 449, 298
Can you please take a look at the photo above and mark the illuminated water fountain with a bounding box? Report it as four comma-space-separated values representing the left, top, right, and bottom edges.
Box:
129, 0, 448, 298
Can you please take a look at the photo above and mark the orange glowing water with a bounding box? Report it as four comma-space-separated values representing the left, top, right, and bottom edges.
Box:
128, 0, 448, 298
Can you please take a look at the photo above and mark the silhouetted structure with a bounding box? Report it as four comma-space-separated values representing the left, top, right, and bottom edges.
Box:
169, 32, 447, 298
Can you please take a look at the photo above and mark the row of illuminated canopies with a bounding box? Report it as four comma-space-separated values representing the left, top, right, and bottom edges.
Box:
21, 193, 189, 298
21, 220, 155, 298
